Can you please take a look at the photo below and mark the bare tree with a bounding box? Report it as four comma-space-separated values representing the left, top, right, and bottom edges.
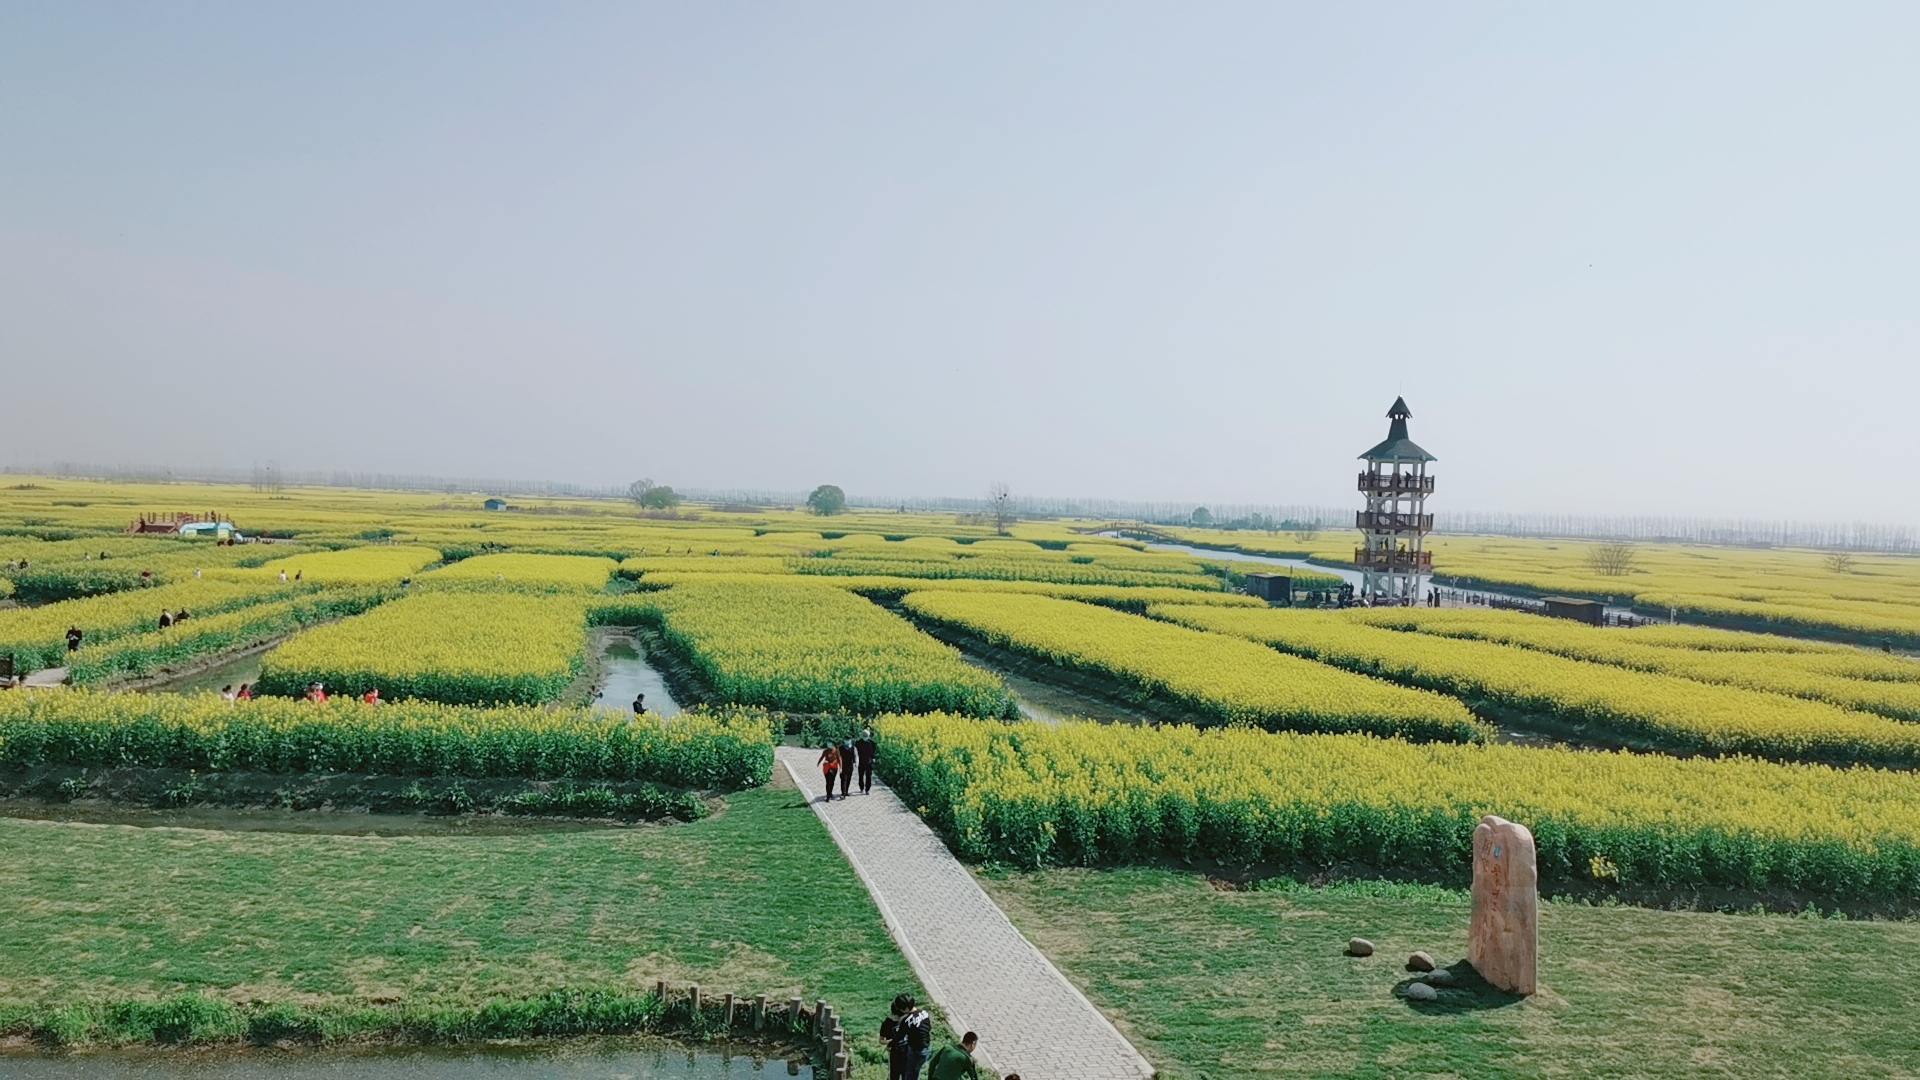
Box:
628, 478, 655, 506
988, 482, 1014, 535
1587, 541, 1638, 577
1824, 551, 1856, 574
1295, 526, 1319, 543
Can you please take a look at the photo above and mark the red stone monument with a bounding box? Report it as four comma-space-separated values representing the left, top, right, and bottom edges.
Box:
1469, 815, 1537, 995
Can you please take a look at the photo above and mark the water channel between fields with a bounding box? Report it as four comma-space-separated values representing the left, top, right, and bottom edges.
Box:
2, 1043, 814, 1080
590, 631, 681, 717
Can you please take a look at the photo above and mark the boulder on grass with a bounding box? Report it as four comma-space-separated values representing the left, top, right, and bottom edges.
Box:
1406, 951, 1436, 973
1403, 982, 1438, 1001
1346, 937, 1374, 957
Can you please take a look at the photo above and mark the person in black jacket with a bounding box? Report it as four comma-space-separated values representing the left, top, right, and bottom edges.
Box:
855, 727, 878, 794
839, 735, 858, 798
880, 994, 934, 1080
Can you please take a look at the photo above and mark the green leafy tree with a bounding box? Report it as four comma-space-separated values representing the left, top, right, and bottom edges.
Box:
1191, 507, 1213, 527
807, 485, 847, 516
641, 486, 681, 509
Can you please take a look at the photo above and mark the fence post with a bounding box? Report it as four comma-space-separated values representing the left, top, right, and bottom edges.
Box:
816, 1001, 830, 1036
656, 980, 668, 1002
753, 994, 767, 1030
723, 992, 736, 1027
689, 984, 701, 1016
787, 998, 803, 1030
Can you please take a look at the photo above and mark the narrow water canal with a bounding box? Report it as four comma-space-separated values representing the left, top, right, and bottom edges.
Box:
590, 631, 681, 717
3, 1044, 812, 1080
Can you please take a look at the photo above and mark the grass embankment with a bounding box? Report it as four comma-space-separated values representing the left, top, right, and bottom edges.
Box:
980, 867, 1920, 1080
0, 785, 919, 1049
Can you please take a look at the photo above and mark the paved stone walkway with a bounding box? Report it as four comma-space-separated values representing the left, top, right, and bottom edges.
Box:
776, 747, 1155, 1080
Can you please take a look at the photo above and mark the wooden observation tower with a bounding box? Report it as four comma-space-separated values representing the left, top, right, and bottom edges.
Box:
1356, 397, 1434, 604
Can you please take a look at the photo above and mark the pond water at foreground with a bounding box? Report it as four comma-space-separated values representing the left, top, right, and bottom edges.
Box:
591, 634, 681, 718
3, 1042, 813, 1080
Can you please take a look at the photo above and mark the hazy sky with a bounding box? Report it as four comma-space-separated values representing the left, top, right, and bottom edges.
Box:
4, 4, 1917, 520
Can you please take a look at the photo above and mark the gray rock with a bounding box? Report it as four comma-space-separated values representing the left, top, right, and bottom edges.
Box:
1406, 951, 1436, 973
1346, 937, 1374, 957
1425, 968, 1456, 986
1403, 982, 1438, 1001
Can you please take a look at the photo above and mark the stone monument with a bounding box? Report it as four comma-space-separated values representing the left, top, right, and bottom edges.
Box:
1469, 815, 1537, 995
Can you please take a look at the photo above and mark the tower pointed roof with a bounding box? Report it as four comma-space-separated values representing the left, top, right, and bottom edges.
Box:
1359, 398, 1435, 462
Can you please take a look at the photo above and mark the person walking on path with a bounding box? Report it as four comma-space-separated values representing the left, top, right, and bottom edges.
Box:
632, 692, 646, 715
839, 734, 858, 798
855, 727, 878, 794
817, 743, 843, 802
927, 1033, 980, 1080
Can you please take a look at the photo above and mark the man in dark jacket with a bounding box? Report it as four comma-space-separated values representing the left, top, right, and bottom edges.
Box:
839, 734, 858, 798
855, 727, 878, 794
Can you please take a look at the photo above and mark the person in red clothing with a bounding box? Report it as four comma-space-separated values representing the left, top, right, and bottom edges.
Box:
817, 743, 843, 802
362, 688, 381, 705
305, 681, 327, 703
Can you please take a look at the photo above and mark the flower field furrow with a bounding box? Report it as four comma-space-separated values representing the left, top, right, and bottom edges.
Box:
213, 546, 443, 586
876, 714, 1920, 902
632, 570, 1268, 611
68, 587, 399, 685
1352, 608, 1920, 721
0, 690, 772, 790
0, 579, 306, 671
596, 579, 1015, 717
420, 552, 617, 592
900, 591, 1488, 742
1157, 604, 1920, 766
256, 591, 590, 705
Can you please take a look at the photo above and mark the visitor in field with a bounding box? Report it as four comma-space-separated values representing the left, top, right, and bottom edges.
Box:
631, 692, 645, 715
65, 626, 82, 652
855, 727, 878, 794
236, 683, 253, 701
817, 743, 843, 801
305, 681, 327, 703
221, 685, 236, 703
362, 687, 381, 705
158, 609, 173, 629
927, 1032, 980, 1080
839, 734, 858, 798
278, 570, 288, 582
175, 609, 190, 623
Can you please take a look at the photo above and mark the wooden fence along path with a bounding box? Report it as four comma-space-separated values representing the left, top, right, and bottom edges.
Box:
776, 746, 1156, 1080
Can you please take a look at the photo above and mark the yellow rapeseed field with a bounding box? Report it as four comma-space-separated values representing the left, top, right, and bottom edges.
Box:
257, 591, 589, 705
877, 713, 1920, 901
420, 552, 617, 592
1155, 604, 1920, 766
901, 591, 1488, 742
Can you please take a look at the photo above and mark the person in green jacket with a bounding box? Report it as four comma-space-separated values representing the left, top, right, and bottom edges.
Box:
927, 1032, 980, 1080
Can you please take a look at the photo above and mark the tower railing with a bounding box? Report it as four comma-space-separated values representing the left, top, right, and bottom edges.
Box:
1354, 548, 1433, 572
1357, 473, 1434, 495
1356, 511, 1434, 531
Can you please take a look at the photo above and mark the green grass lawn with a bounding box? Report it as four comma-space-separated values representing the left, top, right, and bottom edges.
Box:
978, 868, 1920, 1080
0, 781, 919, 1042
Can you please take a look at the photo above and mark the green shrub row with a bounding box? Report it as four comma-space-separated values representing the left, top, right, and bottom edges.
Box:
8, 988, 829, 1050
